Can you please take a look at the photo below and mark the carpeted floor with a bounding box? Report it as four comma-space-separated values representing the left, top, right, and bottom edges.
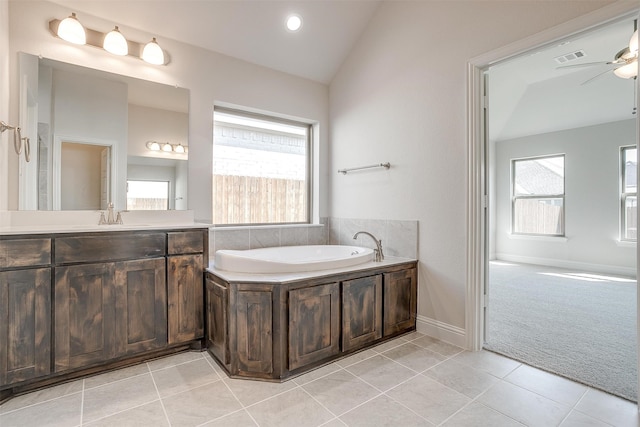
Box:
485, 261, 638, 402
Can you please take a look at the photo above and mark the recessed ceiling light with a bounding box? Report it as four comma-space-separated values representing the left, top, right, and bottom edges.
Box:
286, 14, 302, 32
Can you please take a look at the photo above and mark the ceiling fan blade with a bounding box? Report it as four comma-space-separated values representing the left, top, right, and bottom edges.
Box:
557, 61, 616, 69
580, 68, 614, 85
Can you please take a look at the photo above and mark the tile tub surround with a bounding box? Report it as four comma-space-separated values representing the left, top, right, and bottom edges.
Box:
209, 217, 418, 261
1, 333, 637, 427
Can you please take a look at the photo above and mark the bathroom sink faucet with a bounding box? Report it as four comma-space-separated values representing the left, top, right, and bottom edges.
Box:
353, 231, 384, 262
99, 202, 124, 225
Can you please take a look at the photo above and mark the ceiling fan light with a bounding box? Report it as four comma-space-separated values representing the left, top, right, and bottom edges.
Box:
630, 30, 638, 55
103, 26, 128, 56
142, 38, 165, 65
57, 12, 86, 45
613, 61, 638, 79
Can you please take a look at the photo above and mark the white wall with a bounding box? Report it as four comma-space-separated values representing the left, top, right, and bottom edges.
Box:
494, 119, 636, 276
329, 0, 616, 341
0, 0, 7, 212
7, 0, 329, 222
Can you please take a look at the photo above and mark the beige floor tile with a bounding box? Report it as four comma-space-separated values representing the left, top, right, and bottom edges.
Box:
0, 379, 82, 414
410, 335, 464, 357
162, 381, 243, 427
246, 388, 335, 427
84, 362, 150, 389
504, 364, 588, 406
82, 373, 160, 423
201, 409, 258, 426
152, 358, 220, 398
0, 393, 82, 427
386, 374, 471, 425
202, 350, 228, 376
147, 351, 205, 371
478, 381, 572, 427
302, 369, 381, 416
453, 350, 521, 378
574, 388, 639, 427
345, 354, 417, 391
339, 394, 433, 427
424, 359, 499, 398
321, 418, 349, 427
223, 376, 297, 407
293, 362, 343, 386
371, 337, 409, 353
334, 348, 377, 368
559, 410, 614, 427
381, 343, 446, 373
441, 402, 523, 427
83, 400, 169, 427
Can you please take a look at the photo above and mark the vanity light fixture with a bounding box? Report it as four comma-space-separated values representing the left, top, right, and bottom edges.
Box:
49, 15, 169, 65
57, 12, 86, 45
174, 144, 185, 154
146, 141, 161, 151
103, 26, 128, 56
146, 141, 188, 154
142, 38, 165, 65
161, 142, 173, 152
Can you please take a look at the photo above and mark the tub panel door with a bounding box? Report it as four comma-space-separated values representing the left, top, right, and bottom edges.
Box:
383, 268, 417, 336
288, 282, 340, 371
235, 289, 273, 375
342, 274, 383, 351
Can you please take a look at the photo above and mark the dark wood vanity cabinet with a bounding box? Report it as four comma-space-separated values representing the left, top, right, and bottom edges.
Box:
206, 261, 417, 381
1, 228, 207, 398
0, 238, 52, 386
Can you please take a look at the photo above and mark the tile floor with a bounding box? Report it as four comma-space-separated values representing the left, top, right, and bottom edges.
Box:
0, 332, 637, 427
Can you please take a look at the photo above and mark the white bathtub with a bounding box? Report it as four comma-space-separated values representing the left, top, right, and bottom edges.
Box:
214, 245, 374, 274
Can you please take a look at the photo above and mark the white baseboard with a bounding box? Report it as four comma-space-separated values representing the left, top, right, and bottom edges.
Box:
495, 253, 636, 278
416, 315, 467, 349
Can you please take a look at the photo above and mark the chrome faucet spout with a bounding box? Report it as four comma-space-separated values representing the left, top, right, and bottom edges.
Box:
353, 231, 384, 262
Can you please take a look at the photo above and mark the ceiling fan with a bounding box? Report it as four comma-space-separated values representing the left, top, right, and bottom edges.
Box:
558, 25, 638, 85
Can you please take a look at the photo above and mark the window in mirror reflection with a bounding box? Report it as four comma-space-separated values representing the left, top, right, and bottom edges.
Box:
127, 180, 169, 210
213, 107, 311, 225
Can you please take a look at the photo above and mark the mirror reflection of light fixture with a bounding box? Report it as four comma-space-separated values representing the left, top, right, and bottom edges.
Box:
614, 28, 638, 79
161, 142, 173, 152
145, 141, 161, 151
174, 144, 185, 154
142, 38, 165, 65
49, 15, 168, 65
103, 26, 128, 56
57, 12, 86, 45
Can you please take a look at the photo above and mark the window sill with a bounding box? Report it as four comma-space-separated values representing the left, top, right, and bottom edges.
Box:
616, 240, 636, 248
508, 234, 568, 242
210, 223, 324, 231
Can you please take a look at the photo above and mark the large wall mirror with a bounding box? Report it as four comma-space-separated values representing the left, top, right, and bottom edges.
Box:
18, 52, 189, 211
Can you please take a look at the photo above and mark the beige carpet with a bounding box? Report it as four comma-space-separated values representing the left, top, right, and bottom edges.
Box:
485, 261, 637, 402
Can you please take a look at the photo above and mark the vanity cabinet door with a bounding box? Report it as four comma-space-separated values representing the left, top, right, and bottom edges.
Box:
383, 268, 417, 337
205, 276, 229, 366
288, 282, 340, 370
115, 258, 167, 355
55, 263, 116, 372
233, 288, 273, 376
0, 268, 51, 386
342, 275, 382, 352
167, 254, 204, 344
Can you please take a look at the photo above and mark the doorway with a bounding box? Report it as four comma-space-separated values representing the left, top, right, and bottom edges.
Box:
466, 2, 640, 403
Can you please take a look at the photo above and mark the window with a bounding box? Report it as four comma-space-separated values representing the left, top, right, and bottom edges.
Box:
512, 155, 565, 236
213, 108, 311, 225
126, 180, 169, 210
621, 146, 637, 241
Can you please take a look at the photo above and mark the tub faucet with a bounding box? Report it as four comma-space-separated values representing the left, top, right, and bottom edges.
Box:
353, 231, 384, 262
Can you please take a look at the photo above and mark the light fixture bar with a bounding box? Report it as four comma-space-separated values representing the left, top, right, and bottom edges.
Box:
49, 18, 170, 65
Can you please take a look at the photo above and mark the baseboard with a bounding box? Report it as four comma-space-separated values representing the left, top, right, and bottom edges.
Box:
416, 315, 467, 349
495, 253, 636, 278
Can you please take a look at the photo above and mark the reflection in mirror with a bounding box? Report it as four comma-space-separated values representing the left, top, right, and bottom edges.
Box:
18, 52, 189, 210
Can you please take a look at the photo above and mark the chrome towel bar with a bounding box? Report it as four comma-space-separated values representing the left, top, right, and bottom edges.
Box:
338, 162, 390, 175
0, 120, 30, 162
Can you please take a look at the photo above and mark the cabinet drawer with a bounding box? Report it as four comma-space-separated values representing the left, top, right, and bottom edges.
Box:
0, 238, 51, 269
168, 231, 204, 255
55, 233, 166, 264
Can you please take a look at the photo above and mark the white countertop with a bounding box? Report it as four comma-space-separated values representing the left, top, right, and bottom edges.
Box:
207, 256, 417, 284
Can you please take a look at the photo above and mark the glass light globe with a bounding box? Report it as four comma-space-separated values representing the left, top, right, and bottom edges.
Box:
58, 13, 86, 45
613, 61, 638, 79
142, 38, 165, 65
104, 26, 128, 56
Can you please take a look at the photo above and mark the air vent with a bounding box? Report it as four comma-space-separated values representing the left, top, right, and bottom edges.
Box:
554, 50, 586, 64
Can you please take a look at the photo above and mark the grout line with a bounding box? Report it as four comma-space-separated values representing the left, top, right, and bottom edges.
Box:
216, 376, 261, 426
79, 379, 85, 426
148, 362, 172, 427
